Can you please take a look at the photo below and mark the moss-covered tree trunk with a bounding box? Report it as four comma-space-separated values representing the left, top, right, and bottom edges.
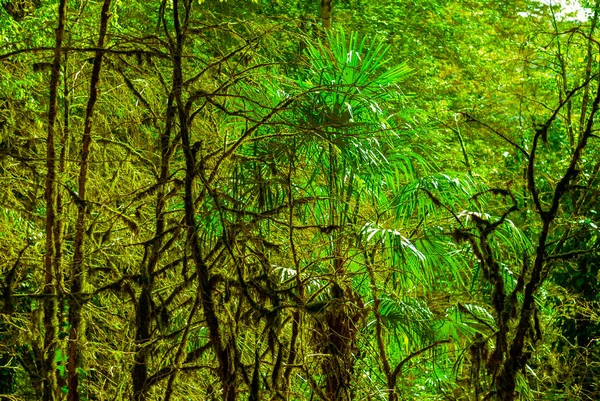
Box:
42, 0, 68, 399
67, 1, 112, 399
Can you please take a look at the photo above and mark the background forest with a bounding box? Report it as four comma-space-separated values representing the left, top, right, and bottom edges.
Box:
1, 0, 600, 400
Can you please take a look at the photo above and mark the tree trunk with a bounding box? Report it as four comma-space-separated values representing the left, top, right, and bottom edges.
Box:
42, 0, 68, 399
67, 1, 112, 400
172, 0, 236, 399
321, 0, 332, 29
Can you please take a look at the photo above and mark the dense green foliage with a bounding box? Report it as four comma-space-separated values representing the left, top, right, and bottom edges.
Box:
0, 0, 599, 400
